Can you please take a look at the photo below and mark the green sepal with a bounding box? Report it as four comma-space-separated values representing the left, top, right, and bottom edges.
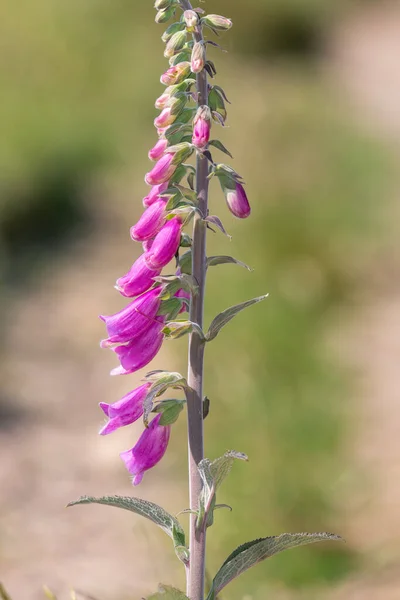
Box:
206, 295, 268, 342
153, 399, 185, 425
142, 371, 189, 426
162, 21, 185, 43
169, 50, 192, 66
179, 250, 192, 275
162, 320, 204, 341
157, 297, 185, 320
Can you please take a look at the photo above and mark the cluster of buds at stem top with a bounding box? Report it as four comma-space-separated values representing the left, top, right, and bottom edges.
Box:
98, 3, 248, 485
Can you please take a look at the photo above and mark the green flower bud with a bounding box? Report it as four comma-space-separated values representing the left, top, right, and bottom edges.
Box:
164, 30, 188, 58
201, 14, 233, 31
161, 21, 184, 43
155, 6, 176, 24
154, 0, 174, 9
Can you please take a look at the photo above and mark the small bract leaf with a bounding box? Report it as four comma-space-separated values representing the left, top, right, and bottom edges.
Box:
206, 295, 268, 342
205, 215, 231, 239
207, 255, 252, 271
208, 532, 343, 598
158, 297, 184, 320
162, 320, 197, 340
146, 585, 189, 600
67, 495, 185, 543
208, 140, 233, 158
210, 450, 248, 490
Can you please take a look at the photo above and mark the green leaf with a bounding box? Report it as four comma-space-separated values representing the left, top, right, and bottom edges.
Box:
206, 255, 252, 271
206, 295, 268, 342
208, 532, 343, 599
146, 585, 189, 600
67, 495, 185, 542
158, 297, 185, 320
210, 450, 248, 490
197, 451, 247, 532
205, 215, 231, 238
208, 139, 233, 158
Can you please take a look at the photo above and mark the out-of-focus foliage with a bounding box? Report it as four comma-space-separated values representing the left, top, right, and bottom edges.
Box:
0, 0, 395, 599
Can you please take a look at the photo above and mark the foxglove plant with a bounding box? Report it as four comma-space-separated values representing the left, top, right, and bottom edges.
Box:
69, 3, 341, 599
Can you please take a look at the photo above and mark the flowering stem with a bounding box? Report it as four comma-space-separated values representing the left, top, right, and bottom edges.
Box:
180, 1, 209, 598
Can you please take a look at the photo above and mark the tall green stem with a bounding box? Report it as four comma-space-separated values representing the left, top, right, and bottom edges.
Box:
180, 1, 209, 598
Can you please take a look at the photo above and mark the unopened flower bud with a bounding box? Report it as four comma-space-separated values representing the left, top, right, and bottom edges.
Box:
164, 30, 187, 58
184, 10, 199, 30
161, 22, 184, 43
154, 107, 175, 129
166, 142, 194, 165
190, 41, 206, 74
145, 153, 177, 186
155, 6, 175, 24
148, 138, 168, 161
154, 0, 174, 9
143, 183, 169, 208
160, 62, 191, 86
192, 105, 211, 148
145, 217, 183, 270
222, 180, 251, 219
201, 14, 232, 31
130, 199, 168, 242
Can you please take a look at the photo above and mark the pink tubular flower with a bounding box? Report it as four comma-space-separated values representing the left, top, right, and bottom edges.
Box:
116, 254, 161, 297
148, 138, 168, 161
160, 62, 191, 86
100, 287, 162, 348
225, 182, 251, 219
144, 216, 182, 270
130, 199, 168, 242
154, 107, 175, 129
192, 106, 211, 148
143, 182, 169, 208
120, 413, 171, 485
111, 318, 164, 375
145, 153, 176, 186
99, 383, 151, 435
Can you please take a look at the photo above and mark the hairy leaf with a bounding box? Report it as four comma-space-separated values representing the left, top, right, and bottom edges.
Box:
207, 255, 252, 271
208, 532, 343, 598
210, 451, 248, 490
145, 585, 189, 600
206, 295, 268, 341
67, 496, 185, 544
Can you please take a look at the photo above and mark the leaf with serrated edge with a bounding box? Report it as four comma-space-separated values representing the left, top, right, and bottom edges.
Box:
206, 295, 268, 342
67, 496, 185, 544
208, 533, 342, 598
207, 255, 252, 271
145, 585, 189, 600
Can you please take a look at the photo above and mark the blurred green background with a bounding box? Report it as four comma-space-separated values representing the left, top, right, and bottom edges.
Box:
1, 1, 399, 599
